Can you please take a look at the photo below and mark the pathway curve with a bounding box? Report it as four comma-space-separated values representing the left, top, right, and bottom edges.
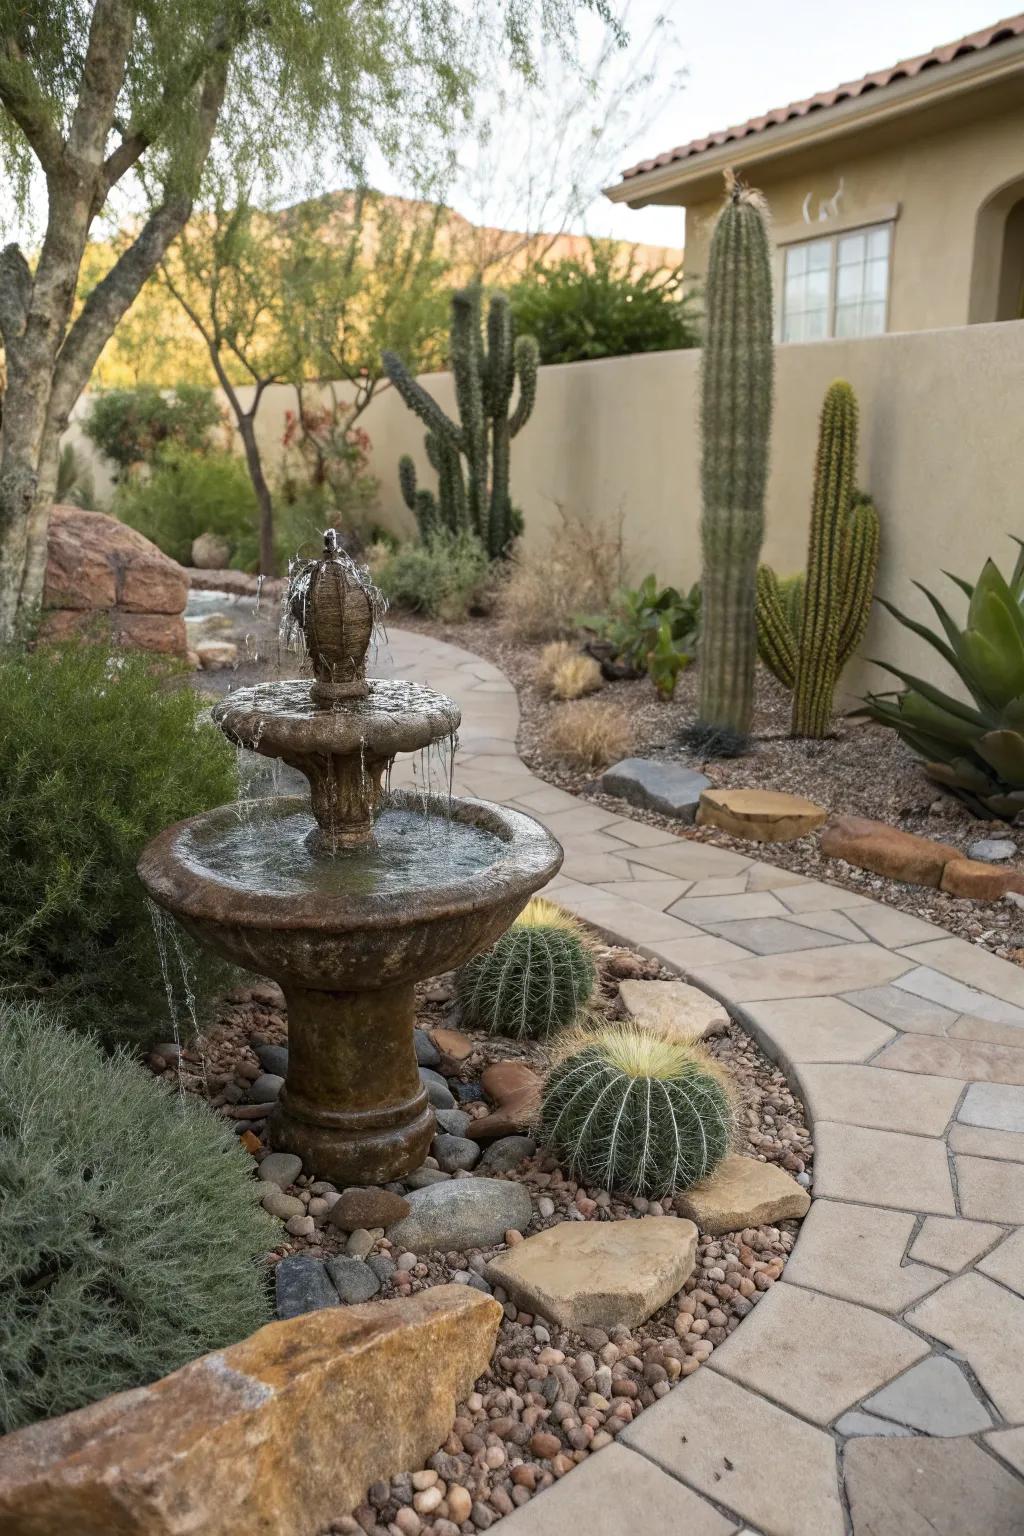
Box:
383, 628, 1024, 1536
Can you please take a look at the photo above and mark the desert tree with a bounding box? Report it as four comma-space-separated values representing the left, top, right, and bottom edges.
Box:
0, 0, 620, 635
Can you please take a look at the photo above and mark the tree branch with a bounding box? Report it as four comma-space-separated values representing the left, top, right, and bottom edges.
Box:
0, 40, 64, 171
67, 0, 136, 167
0, 244, 32, 349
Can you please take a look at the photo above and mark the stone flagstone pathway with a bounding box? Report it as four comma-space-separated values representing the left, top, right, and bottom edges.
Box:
383, 628, 1024, 1536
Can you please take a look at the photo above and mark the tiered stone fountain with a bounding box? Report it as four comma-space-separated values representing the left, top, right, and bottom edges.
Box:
139, 533, 561, 1184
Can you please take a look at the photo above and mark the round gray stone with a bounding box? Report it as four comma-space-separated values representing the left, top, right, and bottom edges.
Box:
325, 1254, 381, 1304
435, 1107, 472, 1138
414, 1028, 441, 1068
420, 1067, 456, 1109
275, 1254, 338, 1318
257, 1151, 303, 1187
967, 838, 1017, 863
404, 1166, 452, 1189
479, 1135, 537, 1173
599, 757, 711, 822
367, 1253, 397, 1286
255, 1042, 289, 1077
386, 1176, 533, 1252
249, 1072, 284, 1104
433, 1133, 482, 1173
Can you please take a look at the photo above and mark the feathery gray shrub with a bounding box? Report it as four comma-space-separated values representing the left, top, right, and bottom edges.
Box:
0, 1003, 273, 1431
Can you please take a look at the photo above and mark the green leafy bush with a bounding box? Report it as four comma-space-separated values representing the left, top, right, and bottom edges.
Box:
114, 446, 258, 566
0, 642, 236, 1048
860, 546, 1024, 818
84, 384, 221, 471
374, 530, 492, 622
539, 1023, 735, 1198
579, 574, 701, 698
457, 898, 596, 1039
0, 1002, 272, 1431
509, 240, 700, 364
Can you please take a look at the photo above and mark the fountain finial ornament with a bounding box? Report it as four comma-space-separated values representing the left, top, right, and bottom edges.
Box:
290, 528, 377, 705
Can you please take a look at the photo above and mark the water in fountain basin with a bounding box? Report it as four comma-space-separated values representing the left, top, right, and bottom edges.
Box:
179, 804, 506, 900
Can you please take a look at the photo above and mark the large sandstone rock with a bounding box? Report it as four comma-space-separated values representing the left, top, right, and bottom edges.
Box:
386, 1176, 532, 1251
0, 1287, 500, 1536
41, 506, 188, 655
698, 788, 826, 843
675, 1155, 810, 1235
820, 815, 960, 888
618, 978, 729, 1040
469, 1062, 542, 1141
940, 858, 1024, 901
486, 1216, 698, 1329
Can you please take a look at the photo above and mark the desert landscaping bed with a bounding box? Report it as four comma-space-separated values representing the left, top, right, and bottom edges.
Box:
158, 928, 811, 1536
397, 613, 1024, 968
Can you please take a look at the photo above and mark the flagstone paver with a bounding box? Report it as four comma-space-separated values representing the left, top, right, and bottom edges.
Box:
381, 631, 1024, 1536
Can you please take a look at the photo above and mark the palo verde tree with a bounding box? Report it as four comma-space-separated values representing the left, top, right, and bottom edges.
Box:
0, 1, 619, 638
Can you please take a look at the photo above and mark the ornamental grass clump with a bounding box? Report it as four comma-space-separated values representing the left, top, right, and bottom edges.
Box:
539, 1023, 736, 1199
457, 898, 596, 1039
0, 1002, 273, 1432
0, 641, 236, 1049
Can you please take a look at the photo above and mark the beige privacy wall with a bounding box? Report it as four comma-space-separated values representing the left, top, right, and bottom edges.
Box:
70, 318, 1024, 699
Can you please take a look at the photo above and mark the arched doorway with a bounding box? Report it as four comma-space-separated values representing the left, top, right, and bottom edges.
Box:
969, 177, 1024, 323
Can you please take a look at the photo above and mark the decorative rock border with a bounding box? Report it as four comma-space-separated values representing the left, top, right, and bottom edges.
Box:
385, 628, 1024, 1536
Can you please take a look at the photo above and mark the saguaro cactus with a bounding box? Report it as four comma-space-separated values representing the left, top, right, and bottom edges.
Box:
695, 175, 774, 747
384, 287, 538, 558
756, 380, 880, 737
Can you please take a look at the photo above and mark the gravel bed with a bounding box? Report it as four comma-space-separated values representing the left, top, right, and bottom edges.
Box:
157, 933, 811, 1536
402, 614, 1024, 966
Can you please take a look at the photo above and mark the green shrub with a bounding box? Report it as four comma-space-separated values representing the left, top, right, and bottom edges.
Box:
457, 898, 596, 1039
578, 574, 701, 699
0, 642, 236, 1048
0, 1002, 272, 1431
375, 530, 492, 622
539, 1023, 735, 1198
508, 239, 700, 365
84, 384, 221, 472
113, 446, 258, 566
859, 545, 1024, 818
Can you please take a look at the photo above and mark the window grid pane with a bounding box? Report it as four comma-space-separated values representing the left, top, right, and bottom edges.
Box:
783, 224, 890, 341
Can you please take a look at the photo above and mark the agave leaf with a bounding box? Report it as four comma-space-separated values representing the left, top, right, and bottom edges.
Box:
923, 758, 997, 794
911, 582, 967, 660
981, 789, 1024, 818
897, 691, 982, 751
974, 729, 1024, 787
876, 594, 959, 671
959, 622, 1024, 711
1008, 536, 1024, 600
969, 559, 1024, 645
944, 571, 975, 601
868, 662, 992, 727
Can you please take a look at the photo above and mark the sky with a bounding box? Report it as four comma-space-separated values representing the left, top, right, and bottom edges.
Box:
451, 0, 1013, 248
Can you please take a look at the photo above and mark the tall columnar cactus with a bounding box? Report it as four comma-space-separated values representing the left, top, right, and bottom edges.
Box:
756, 380, 880, 737
696, 176, 775, 746
384, 287, 538, 559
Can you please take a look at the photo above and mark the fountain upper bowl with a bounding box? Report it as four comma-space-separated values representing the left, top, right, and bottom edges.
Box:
138, 790, 563, 989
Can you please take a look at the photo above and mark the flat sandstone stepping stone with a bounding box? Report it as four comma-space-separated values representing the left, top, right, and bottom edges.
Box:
618, 978, 729, 1040
697, 788, 826, 843
820, 815, 960, 887
486, 1216, 698, 1329
675, 1154, 810, 1235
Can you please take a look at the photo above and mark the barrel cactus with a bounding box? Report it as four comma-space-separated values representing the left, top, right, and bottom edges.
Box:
693, 173, 774, 749
539, 1023, 736, 1198
385, 287, 538, 559
859, 545, 1024, 818
456, 898, 596, 1039
756, 380, 880, 737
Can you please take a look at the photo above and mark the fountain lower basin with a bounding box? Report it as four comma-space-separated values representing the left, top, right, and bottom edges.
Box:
139, 790, 561, 1184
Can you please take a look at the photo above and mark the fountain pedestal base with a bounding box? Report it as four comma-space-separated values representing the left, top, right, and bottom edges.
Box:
270, 981, 434, 1186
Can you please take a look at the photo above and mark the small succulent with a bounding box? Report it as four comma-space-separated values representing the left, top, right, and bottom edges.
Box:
457, 898, 596, 1039
539, 1023, 736, 1198
859, 545, 1024, 818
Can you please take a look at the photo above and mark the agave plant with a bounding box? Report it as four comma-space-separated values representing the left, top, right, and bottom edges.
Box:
860, 545, 1024, 818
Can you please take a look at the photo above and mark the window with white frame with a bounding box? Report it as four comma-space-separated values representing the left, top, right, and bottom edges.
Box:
781, 224, 892, 342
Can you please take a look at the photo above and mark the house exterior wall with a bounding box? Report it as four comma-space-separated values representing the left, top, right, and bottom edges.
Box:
680, 101, 1024, 333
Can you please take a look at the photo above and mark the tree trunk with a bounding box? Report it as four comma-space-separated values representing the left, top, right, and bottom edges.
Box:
237, 412, 277, 577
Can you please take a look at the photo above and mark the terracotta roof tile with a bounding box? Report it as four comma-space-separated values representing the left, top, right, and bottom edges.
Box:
619, 12, 1024, 182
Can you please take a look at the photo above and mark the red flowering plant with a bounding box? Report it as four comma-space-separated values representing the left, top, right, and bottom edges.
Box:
278, 388, 379, 537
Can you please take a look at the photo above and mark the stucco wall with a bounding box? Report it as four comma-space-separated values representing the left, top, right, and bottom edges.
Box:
682, 101, 1024, 334
70, 318, 1024, 703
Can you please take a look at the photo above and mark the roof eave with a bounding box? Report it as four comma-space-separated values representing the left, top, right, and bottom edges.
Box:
605, 33, 1024, 208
